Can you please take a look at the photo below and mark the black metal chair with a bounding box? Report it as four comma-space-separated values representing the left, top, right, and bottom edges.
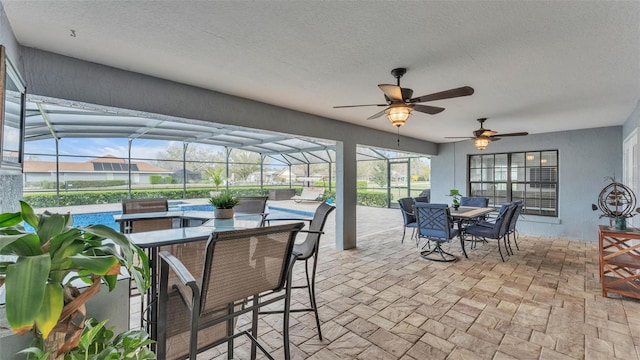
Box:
465, 203, 517, 262
157, 222, 304, 360
261, 201, 335, 340
398, 197, 418, 244
414, 202, 458, 262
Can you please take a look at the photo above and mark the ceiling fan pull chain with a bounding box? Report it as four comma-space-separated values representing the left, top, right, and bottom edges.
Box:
397, 128, 400, 147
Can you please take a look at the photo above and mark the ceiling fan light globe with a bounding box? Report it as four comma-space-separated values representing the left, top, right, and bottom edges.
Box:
474, 137, 490, 150
386, 106, 412, 127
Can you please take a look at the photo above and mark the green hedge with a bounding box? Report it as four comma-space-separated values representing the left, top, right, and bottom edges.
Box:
23, 187, 390, 208
38, 180, 127, 189
24, 187, 287, 208
149, 175, 163, 185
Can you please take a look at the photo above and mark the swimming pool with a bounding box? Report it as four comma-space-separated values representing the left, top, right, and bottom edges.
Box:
69, 205, 313, 231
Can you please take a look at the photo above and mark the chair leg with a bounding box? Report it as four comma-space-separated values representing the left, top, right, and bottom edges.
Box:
513, 230, 520, 250
307, 258, 323, 341
420, 241, 456, 262
283, 269, 293, 360
506, 233, 514, 255
401, 226, 407, 243
251, 297, 259, 360
227, 303, 235, 359
496, 238, 505, 262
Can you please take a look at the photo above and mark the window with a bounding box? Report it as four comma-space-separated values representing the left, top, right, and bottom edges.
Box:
468, 150, 558, 216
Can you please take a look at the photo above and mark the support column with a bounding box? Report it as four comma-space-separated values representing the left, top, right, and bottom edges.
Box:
335, 140, 357, 250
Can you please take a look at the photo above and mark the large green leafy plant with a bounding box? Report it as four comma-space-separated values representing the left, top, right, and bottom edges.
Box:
0, 201, 150, 357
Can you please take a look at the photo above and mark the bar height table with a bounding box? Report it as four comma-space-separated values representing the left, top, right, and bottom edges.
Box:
116, 212, 264, 343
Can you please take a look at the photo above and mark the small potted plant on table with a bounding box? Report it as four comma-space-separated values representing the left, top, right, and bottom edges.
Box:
448, 189, 462, 211
210, 192, 239, 219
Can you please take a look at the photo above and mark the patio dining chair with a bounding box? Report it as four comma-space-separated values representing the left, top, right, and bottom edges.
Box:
460, 196, 489, 207
505, 201, 524, 254
121, 198, 172, 233
235, 196, 269, 226
464, 203, 517, 262
122, 198, 173, 299
398, 197, 418, 244
157, 222, 304, 360
261, 201, 336, 340
414, 202, 458, 262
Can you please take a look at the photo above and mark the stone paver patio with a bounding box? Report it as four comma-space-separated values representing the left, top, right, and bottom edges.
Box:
121, 201, 640, 359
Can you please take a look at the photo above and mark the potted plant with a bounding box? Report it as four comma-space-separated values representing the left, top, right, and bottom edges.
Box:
448, 189, 463, 210
209, 192, 239, 219
0, 201, 150, 359
20, 317, 155, 360
204, 168, 225, 197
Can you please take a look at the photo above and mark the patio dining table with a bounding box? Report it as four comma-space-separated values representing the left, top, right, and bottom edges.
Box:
449, 206, 496, 258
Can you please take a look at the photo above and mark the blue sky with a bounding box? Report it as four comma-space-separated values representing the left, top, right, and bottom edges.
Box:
25, 138, 182, 162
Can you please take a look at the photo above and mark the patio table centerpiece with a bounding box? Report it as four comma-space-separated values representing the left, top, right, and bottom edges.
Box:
210, 192, 239, 219
448, 189, 462, 211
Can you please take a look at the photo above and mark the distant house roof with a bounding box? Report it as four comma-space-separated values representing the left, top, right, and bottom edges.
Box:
24, 155, 171, 173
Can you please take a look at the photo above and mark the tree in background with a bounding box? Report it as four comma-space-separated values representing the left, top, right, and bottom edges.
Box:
371, 161, 387, 188
204, 167, 225, 190
411, 157, 431, 182
229, 150, 261, 183
156, 144, 224, 172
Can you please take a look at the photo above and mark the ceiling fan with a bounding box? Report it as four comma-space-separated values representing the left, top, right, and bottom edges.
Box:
333, 68, 474, 127
446, 118, 529, 150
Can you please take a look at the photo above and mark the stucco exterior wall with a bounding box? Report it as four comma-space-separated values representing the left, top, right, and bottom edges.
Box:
431, 126, 622, 241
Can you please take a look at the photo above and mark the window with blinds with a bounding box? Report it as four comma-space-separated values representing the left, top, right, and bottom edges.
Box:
468, 150, 558, 216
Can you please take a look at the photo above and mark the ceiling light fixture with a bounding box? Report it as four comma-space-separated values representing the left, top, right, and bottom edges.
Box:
474, 137, 490, 150
386, 105, 413, 127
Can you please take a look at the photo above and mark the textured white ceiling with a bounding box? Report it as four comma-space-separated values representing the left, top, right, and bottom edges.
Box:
2, 1, 639, 143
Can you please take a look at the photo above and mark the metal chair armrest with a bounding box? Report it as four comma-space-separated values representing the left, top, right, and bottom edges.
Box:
298, 229, 323, 235
159, 250, 197, 287
265, 217, 313, 226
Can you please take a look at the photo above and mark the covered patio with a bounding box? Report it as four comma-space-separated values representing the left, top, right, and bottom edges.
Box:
125, 202, 636, 359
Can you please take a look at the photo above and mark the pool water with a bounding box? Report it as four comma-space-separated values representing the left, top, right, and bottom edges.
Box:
67, 205, 313, 231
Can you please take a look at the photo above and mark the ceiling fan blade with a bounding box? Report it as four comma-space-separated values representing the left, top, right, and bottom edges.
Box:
481, 130, 498, 136
334, 103, 387, 108
409, 86, 475, 103
491, 132, 529, 137
378, 84, 403, 101
367, 109, 388, 120
413, 104, 445, 115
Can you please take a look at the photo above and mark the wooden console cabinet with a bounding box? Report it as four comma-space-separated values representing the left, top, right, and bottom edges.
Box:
598, 225, 640, 299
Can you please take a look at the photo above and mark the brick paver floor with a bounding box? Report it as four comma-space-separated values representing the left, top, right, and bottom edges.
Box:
129, 203, 640, 359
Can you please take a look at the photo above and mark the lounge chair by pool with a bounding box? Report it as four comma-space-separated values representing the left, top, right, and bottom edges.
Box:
291, 187, 325, 202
